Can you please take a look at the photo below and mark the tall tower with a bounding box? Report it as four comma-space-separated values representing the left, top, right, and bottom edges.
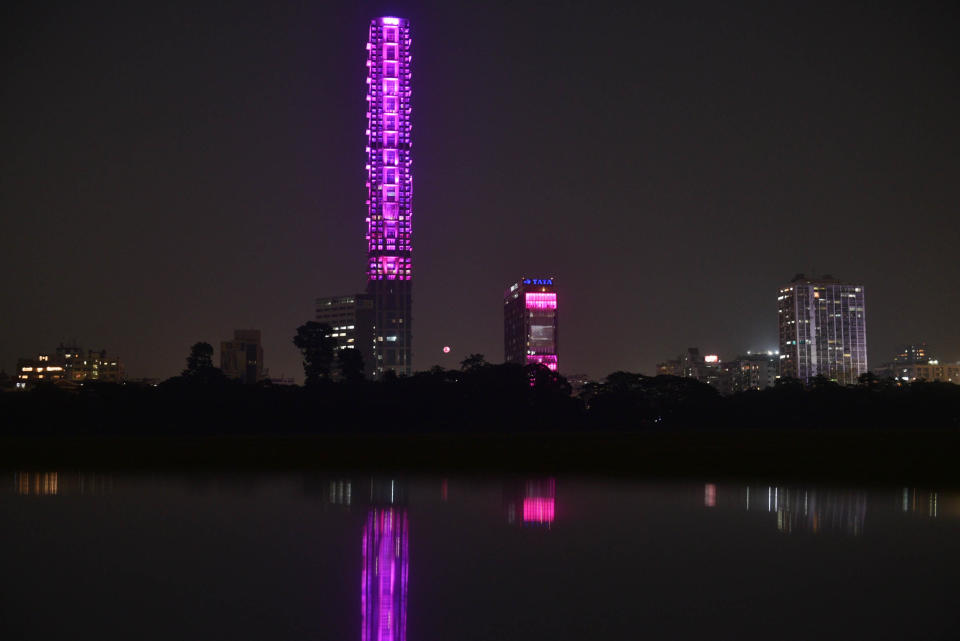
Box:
778, 274, 867, 385
365, 17, 413, 376
504, 277, 559, 371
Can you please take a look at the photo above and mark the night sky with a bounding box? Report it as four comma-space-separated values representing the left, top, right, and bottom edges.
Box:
3, 1, 958, 381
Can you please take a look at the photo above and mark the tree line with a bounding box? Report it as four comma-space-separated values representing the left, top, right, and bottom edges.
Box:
1, 323, 958, 435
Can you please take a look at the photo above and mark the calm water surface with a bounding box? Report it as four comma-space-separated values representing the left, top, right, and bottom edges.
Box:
2, 472, 959, 640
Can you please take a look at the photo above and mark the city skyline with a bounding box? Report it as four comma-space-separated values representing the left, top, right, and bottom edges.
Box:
3, 2, 959, 380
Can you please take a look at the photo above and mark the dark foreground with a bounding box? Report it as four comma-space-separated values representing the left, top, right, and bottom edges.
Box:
3, 428, 960, 485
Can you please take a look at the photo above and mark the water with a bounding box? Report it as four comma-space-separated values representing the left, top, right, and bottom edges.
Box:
2, 472, 959, 640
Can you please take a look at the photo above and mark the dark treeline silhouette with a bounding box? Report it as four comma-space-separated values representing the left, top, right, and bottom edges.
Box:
1, 347, 959, 436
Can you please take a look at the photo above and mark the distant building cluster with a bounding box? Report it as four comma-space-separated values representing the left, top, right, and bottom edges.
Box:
657, 276, 958, 392
13, 344, 123, 389
872, 342, 959, 384
657, 348, 779, 395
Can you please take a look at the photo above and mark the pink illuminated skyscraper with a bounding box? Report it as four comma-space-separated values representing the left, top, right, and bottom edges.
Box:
504, 278, 559, 371
365, 17, 413, 376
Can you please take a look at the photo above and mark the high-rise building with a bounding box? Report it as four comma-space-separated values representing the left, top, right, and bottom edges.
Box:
504, 277, 559, 371
315, 295, 376, 378
315, 17, 413, 379
777, 274, 867, 385
220, 330, 264, 384
365, 17, 413, 377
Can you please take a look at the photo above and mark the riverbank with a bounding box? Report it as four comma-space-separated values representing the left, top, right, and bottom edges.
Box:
2, 428, 959, 485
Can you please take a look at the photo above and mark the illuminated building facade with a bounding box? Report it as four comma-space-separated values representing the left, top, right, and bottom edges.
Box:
365, 17, 413, 376
656, 348, 728, 392
504, 278, 559, 371
219, 329, 264, 384
315, 295, 376, 379
312, 17, 413, 378
887, 361, 960, 383
894, 342, 932, 364
15, 345, 123, 389
724, 352, 779, 392
778, 274, 867, 385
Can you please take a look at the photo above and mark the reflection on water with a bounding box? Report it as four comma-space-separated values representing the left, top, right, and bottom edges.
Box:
4, 472, 960, 640
12, 471, 112, 496
901, 487, 954, 518
362, 479, 409, 641
770, 488, 867, 536
330, 479, 352, 506
698, 483, 958, 537
504, 478, 557, 527
362, 508, 409, 641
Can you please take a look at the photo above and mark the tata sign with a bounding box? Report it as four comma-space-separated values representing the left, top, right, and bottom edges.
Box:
523, 278, 553, 286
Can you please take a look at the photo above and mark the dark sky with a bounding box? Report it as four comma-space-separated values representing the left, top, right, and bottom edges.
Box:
2, 0, 959, 381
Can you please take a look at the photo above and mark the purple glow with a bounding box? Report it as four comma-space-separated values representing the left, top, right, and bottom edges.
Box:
522, 479, 557, 525
523, 497, 555, 523
366, 18, 412, 282
524, 292, 557, 310
362, 508, 409, 641
527, 354, 558, 371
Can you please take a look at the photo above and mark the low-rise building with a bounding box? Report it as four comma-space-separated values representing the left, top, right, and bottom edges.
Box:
16, 345, 123, 388
723, 352, 779, 392
888, 362, 960, 383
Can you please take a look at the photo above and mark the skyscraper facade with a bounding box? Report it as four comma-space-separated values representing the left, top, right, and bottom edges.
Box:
365, 17, 413, 376
504, 277, 559, 371
778, 274, 867, 385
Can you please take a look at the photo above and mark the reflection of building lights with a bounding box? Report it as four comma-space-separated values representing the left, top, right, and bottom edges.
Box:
362, 508, 408, 641
523, 497, 555, 523
704, 483, 717, 507
14, 472, 59, 496
521, 479, 556, 526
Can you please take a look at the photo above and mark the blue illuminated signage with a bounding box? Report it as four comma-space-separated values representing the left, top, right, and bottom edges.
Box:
523, 278, 553, 286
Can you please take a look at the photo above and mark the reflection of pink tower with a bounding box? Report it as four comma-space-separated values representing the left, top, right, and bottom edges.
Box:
522, 479, 556, 525
505, 479, 556, 527
361, 508, 409, 641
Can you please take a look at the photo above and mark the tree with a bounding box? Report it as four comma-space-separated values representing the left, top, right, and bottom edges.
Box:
180, 342, 227, 384
460, 353, 487, 372
184, 342, 214, 375
858, 371, 880, 388
293, 322, 336, 386
337, 347, 365, 383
